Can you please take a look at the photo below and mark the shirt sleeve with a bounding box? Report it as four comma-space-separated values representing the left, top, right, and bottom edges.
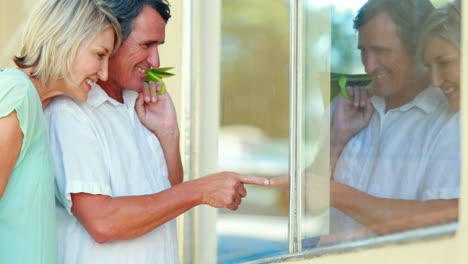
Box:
420, 115, 460, 201
0, 74, 32, 165
45, 99, 112, 214
0, 75, 26, 119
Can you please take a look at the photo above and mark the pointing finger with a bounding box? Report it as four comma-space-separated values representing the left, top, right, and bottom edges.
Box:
238, 175, 269, 186
269, 176, 289, 186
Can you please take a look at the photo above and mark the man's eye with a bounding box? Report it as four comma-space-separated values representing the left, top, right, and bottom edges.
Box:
374, 47, 388, 55
438, 61, 450, 67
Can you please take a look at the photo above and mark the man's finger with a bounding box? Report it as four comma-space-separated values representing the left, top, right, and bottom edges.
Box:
143, 82, 152, 103
156, 82, 163, 93
238, 175, 269, 186
353, 86, 361, 107
269, 176, 289, 186
149, 83, 158, 103
346, 86, 354, 97
238, 184, 247, 197
135, 93, 145, 116
360, 88, 368, 108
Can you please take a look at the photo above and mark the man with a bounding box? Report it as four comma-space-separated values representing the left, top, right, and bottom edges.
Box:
328, 0, 459, 240
45, 1, 269, 263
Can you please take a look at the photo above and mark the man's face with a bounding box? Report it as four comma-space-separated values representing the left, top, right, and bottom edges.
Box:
107, 5, 166, 92
358, 12, 414, 99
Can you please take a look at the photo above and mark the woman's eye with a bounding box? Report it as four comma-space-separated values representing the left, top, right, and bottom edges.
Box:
97, 53, 106, 59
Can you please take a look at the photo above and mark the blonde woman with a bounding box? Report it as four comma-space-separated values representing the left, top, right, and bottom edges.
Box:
0, 0, 121, 263
420, 0, 461, 110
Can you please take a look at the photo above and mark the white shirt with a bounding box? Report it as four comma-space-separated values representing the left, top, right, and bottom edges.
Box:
45, 83, 179, 264
330, 87, 460, 241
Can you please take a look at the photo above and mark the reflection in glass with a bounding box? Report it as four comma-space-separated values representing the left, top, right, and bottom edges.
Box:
307, 0, 460, 249
217, 0, 459, 261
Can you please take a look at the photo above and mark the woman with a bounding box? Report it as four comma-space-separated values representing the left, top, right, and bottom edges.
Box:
420, 1, 461, 110
0, 0, 121, 263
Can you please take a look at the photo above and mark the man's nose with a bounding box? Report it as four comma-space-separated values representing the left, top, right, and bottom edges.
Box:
363, 53, 378, 74
148, 46, 160, 69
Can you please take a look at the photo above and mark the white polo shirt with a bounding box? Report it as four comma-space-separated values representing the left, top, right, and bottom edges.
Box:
45, 83, 179, 264
330, 87, 460, 242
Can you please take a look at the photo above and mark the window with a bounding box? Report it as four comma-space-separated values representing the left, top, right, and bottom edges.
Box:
217, 0, 290, 262
205, 0, 460, 263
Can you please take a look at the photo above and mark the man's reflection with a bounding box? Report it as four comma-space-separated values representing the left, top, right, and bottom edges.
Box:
327, 0, 460, 242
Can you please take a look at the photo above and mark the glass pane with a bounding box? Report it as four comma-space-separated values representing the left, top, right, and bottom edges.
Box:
302, 0, 459, 250
217, 0, 290, 262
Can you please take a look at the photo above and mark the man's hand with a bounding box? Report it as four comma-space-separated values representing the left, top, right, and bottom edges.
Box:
195, 172, 270, 211
331, 86, 374, 145
135, 81, 183, 186
330, 86, 374, 175
135, 82, 179, 138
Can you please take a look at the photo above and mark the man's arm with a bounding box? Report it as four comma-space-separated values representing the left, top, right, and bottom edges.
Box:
156, 131, 183, 186
71, 172, 268, 244
135, 82, 183, 186
330, 87, 373, 175
0, 112, 23, 199
331, 181, 458, 234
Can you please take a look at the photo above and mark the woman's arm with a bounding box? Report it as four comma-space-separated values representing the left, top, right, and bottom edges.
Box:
0, 111, 23, 199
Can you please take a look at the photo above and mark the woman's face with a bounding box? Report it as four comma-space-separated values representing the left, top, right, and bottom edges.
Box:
424, 35, 460, 110
67, 27, 115, 102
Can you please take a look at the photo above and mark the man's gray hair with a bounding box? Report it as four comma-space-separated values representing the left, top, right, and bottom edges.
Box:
104, 0, 171, 40
353, 0, 435, 58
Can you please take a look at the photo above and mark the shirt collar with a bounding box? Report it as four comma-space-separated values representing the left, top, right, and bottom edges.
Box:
87, 83, 139, 108
371, 87, 447, 115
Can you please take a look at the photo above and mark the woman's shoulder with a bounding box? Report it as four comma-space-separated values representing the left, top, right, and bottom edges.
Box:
0, 68, 33, 117
0, 68, 31, 83
0, 68, 31, 98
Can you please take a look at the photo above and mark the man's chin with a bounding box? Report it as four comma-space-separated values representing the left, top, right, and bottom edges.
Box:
127, 81, 145, 92
371, 84, 392, 97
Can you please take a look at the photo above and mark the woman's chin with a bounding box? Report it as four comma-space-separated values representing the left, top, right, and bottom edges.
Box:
68, 91, 89, 102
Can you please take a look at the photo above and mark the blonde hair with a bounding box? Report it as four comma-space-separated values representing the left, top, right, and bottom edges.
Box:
14, 0, 122, 87
418, 1, 461, 63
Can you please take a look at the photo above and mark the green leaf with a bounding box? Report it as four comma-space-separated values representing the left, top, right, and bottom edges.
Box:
338, 76, 352, 99
147, 67, 175, 78
145, 67, 174, 94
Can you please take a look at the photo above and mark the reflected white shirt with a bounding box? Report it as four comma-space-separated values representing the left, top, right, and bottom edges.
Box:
45, 83, 179, 264
330, 87, 460, 242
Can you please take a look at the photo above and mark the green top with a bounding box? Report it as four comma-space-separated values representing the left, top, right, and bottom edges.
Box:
0, 68, 57, 264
